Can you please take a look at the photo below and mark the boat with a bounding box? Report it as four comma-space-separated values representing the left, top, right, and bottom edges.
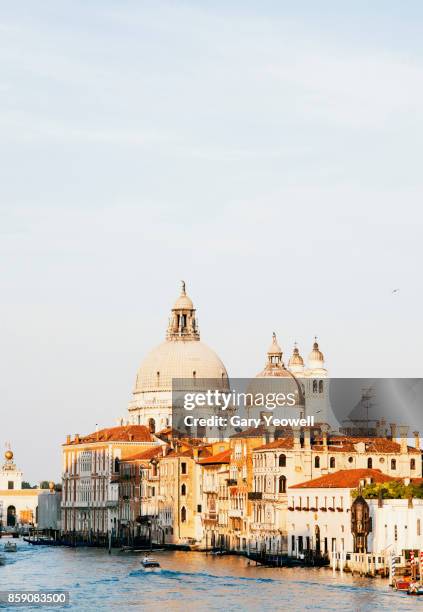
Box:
407, 583, 423, 596
141, 556, 161, 568
4, 542, 17, 552
392, 577, 412, 591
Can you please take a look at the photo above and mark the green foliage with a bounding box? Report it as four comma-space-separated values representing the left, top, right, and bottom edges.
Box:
21, 481, 34, 489
39, 481, 50, 489
352, 481, 423, 500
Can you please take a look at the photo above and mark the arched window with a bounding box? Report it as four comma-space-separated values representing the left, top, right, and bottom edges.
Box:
313, 380, 318, 393
330, 457, 335, 468
114, 457, 120, 473
391, 459, 396, 470
319, 380, 324, 393
279, 454, 286, 467
367, 458, 373, 469
148, 418, 156, 433
279, 476, 286, 494
181, 506, 187, 522
315, 456, 320, 468
411, 458, 416, 470
181, 484, 186, 496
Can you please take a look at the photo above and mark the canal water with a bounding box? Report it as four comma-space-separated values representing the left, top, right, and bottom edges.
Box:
0, 540, 419, 611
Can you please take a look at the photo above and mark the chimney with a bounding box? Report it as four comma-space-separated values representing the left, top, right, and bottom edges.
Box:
162, 445, 168, 457
66, 434, 71, 445
75, 434, 80, 444
303, 428, 311, 450
414, 431, 420, 450
399, 425, 409, 453
292, 426, 301, 451
322, 426, 328, 451
390, 423, 397, 442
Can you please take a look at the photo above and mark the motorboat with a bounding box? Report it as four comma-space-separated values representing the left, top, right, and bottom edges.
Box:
141, 556, 160, 568
407, 583, 423, 596
4, 541, 17, 552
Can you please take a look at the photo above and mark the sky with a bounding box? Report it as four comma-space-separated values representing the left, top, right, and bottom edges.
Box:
1, 1, 423, 482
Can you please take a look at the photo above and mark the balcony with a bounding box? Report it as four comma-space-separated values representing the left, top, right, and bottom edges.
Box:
248, 492, 262, 500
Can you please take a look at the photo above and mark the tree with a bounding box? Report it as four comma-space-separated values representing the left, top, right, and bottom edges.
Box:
39, 481, 50, 489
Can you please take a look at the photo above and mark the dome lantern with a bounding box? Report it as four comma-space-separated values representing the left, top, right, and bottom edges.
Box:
167, 281, 200, 341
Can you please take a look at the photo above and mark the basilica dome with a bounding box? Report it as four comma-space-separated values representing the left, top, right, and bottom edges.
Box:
135, 340, 228, 392
133, 282, 229, 394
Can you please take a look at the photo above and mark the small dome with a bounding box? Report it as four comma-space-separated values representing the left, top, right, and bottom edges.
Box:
4, 450, 13, 461
289, 345, 304, 367
173, 281, 194, 310
308, 338, 324, 367
268, 332, 282, 355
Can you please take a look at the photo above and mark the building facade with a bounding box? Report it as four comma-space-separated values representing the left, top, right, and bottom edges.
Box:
0, 449, 40, 529
61, 425, 161, 538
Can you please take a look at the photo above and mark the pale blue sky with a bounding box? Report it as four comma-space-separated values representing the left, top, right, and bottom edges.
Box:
1, 1, 423, 482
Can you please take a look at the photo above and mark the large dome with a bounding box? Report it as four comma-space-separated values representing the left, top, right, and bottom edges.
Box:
134, 340, 229, 392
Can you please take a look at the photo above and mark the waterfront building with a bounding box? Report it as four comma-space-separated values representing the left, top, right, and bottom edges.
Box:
287, 468, 395, 558
127, 283, 229, 432
118, 445, 163, 543
250, 428, 421, 553
61, 425, 161, 538
157, 442, 210, 545
0, 449, 40, 529
198, 448, 231, 549
37, 483, 62, 531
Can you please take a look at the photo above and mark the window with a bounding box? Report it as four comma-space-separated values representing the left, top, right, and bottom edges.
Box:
181, 484, 186, 496
330, 457, 335, 468
348, 457, 353, 463
394, 525, 397, 541
313, 380, 318, 393
7, 481, 13, 490
279, 454, 286, 467
367, 458, 373, 469
411, 459, 416, 470
114, 458, 120, 473
319, 380, 324, 393
148, 417, 156, 433
418, 519, 421, 536
279, 476, 286, 494
181, 462, 187, 474
391, 459, 396, 470
181, 507, 187, 522
197, 504, 202, 512
315, 456, 320, 468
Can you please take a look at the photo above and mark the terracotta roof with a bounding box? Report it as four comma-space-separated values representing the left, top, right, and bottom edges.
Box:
255, 438, 294, 451
290, 469, 397, 489
198, 449, 231, 465
65, 425, 154, 445
123, 447, 164, 462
